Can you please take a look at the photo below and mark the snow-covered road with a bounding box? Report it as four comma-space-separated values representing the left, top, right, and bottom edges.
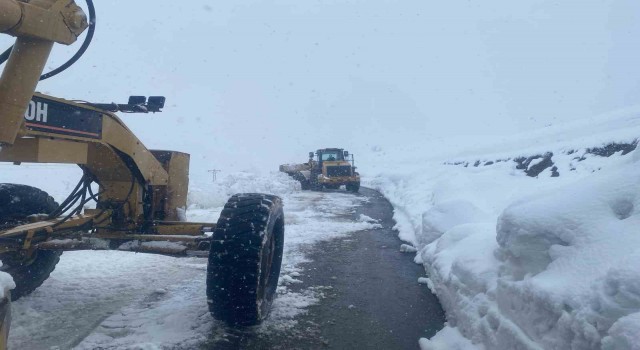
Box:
8, 187, 393, 349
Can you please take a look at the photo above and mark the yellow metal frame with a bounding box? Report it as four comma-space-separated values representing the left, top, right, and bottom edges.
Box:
0, 1, 221, 346
318, 160, 360, 185
0, 0, 214, 258
318, 176, 360, 184
0, 0, 87, 145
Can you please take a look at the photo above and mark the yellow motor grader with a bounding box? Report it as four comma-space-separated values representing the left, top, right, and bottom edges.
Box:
0, 0, 285, 344
280, 148, 360, 192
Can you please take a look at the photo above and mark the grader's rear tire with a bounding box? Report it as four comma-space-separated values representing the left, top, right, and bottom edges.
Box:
0, 184, 58, 225
0, 184, 61, 301
0, 251, 61, 300
207, 193, 285, 326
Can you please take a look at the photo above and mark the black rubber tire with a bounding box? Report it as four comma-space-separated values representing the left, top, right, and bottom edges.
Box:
289, 172, 311, 191
207, 193, 285, 326
346, 182, 360, 193
1, 250, 61, 300
0, 184, 61, 301
0, 184, 58, 226
309, 169, 322, 191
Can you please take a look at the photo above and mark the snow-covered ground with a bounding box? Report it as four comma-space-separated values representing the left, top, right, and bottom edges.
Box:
364, 108, 640, 349
4, 105, 640, 349
1, 0, 639, 348
2, 171, 380, 349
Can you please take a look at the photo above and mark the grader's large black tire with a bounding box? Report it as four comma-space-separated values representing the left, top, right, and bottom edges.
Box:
1, 251, 61, 300
0, 184, 58, 225
0, 184, 61, 301
346, 182, 360, 193
207, 193, 285, 326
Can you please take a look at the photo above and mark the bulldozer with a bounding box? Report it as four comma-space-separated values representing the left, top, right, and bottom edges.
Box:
0, 0, 285, 345
280, 148, 360, 192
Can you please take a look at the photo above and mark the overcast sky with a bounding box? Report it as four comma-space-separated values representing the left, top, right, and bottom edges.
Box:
2, 0, 639, 176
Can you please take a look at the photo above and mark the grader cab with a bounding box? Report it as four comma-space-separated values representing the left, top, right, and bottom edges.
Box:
0, 0, 285, 344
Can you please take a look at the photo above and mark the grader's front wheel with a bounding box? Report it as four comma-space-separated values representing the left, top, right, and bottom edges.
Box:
206, 193, 285, 326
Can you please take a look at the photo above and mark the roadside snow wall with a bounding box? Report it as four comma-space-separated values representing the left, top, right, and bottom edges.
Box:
367, 135, 640, 349
492, 151, 640, 349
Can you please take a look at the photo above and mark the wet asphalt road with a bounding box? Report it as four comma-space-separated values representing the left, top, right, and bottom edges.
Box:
203, 188, 445, 349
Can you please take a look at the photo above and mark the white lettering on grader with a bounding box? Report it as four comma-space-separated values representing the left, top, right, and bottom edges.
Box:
24, 101, 48, 123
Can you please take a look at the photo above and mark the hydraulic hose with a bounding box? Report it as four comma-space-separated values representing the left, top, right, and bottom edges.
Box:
0, 0, 96, 80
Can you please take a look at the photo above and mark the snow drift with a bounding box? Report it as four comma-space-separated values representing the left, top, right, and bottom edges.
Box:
365, 109, 640, 349
493, 153, 640, 349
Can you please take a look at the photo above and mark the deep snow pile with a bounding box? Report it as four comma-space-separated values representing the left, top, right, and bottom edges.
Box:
364, 109, 640, 349
186, 171, 300, 221
494, 152, 640, 349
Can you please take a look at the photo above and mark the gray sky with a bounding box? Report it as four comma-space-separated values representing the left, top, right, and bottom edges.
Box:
2, 0, 639, 176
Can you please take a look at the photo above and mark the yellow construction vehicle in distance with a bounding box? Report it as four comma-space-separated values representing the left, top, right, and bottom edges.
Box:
280, 148, 361, 192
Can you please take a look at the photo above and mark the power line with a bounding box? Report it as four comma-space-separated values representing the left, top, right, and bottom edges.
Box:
208, 169, 221, 182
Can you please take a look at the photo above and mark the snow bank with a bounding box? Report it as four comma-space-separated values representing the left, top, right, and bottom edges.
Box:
493, 155, 640, 349
365, 109, 640, 349
189, 171, 300, 207
419, 325, 484, 350
186, 171, 299, 222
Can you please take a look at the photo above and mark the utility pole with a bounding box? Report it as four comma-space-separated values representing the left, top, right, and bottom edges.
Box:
208, 169, 220, 182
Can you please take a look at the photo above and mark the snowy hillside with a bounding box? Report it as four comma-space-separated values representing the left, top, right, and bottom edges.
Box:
365, 109, 640, 349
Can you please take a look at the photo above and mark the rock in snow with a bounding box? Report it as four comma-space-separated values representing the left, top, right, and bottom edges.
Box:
400, 244, 418, 253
